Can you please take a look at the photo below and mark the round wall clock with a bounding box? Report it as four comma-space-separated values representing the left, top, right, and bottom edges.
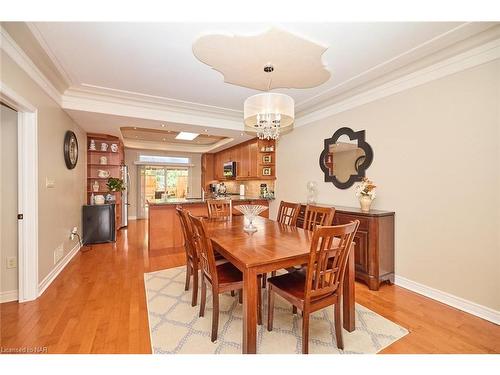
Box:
64, 130, 79, 169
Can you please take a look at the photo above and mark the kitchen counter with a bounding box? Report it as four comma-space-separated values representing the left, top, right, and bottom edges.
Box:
148, 196, 270, 206
147, 196, 270, 252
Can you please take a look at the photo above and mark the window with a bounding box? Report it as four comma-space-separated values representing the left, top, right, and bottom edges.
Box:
138, 155, 190, 164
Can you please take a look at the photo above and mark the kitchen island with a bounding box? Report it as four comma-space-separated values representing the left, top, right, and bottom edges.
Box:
148, 196, 270, 252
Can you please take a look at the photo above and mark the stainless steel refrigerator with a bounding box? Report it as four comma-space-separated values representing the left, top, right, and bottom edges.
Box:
121, 165, 130, 227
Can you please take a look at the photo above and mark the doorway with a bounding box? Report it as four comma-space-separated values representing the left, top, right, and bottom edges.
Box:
137, 165, 189, 218
1, 83, 39, 302
0, 103, 19, 301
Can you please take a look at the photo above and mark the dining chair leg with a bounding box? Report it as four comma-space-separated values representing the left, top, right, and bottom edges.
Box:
184, 262, 191, 291
334, 303, 344, 349
302, 312, 310, 354
231, 290, 235, 297
239, 289, 243, 304
191, 265, 199, 307
292, 306, 297, 314
211, 292, 219, 342
262, 273, 267, 288
257, 279, 262, 325
199, 275, 206, 317
267, 285, 274, 331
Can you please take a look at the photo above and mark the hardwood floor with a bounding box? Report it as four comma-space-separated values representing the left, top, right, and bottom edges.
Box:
1, 219, 499, 354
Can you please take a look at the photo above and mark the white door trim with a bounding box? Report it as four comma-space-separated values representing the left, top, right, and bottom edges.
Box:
0, 82, 39, 302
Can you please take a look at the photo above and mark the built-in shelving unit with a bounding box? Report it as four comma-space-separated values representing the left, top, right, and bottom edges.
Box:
86, 133, 124, 229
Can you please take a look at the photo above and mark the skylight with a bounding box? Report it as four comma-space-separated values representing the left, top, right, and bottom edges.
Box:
175, 132, 199, 141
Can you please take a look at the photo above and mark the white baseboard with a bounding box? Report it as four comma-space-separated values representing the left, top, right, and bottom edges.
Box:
395, 275, 500, 325
38, 241, 81, 297
0, 289, 19, 303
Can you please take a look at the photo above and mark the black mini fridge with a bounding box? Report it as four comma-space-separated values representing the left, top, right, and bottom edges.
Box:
82, 204, 116, 245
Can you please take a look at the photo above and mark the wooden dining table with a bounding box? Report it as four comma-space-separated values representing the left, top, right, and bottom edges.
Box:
204, 215, 356, 354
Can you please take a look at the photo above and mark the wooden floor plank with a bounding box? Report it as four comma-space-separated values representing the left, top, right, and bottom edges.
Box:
1, 219, 499, 354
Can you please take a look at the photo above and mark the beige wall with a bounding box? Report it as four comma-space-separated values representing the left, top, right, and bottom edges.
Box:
273, 60, 500, 311
124, 148, 202, 218
1, 50, 86, 285
0, 104, 19, 293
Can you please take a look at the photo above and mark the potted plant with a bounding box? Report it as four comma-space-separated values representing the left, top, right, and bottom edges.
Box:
355, 177, 376, 212
106, 177, 125, 203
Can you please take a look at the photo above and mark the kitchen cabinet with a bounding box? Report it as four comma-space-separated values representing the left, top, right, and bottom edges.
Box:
204, 138, 276, 183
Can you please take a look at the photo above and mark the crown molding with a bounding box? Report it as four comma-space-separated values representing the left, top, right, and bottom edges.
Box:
25, 22, 77, 87
62, 86, 244, 131
0, 25, 62, 106
295, 37, 500, 128
294, 22, 498, 112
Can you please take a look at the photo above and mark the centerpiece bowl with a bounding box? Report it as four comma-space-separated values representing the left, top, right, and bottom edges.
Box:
234, 204, 268, 233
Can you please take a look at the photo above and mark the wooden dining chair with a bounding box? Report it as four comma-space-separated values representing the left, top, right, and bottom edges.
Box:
261, 200, 302, 288
176, 206, 200, 306
277, 200, 301, 226
189, 213, 262, 342
267, 220, 360, 353
302, 205, 335, 231
206, 199, 232, 220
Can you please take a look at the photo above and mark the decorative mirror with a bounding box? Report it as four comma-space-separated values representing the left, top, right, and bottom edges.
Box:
319, 127, 373, 189
64, 130, 79, 170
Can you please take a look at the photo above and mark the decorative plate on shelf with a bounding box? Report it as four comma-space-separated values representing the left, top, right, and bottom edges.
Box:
64, 130, 79, 169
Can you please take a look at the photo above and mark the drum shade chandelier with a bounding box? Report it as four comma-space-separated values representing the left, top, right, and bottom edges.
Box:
244, 92, 295, 140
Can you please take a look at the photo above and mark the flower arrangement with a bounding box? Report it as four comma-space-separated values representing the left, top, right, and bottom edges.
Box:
355, 177, 377, 199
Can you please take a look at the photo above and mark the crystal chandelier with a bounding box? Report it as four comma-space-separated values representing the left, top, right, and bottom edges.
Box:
244, 93, 294, 140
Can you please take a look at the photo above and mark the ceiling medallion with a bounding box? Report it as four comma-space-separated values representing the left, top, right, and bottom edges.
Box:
192, 28, 330, 91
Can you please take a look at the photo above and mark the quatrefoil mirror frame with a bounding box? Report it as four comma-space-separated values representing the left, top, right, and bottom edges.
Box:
319, 127, 374, 189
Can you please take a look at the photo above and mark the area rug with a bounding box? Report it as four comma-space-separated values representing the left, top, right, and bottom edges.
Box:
144, 266, 409, 354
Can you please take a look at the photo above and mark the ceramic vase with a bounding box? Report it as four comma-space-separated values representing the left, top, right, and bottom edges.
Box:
359, 195, 373, 212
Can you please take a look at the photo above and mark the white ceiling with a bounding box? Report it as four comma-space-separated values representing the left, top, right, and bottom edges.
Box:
30, 22, 493, 112
23, 22, 497, 152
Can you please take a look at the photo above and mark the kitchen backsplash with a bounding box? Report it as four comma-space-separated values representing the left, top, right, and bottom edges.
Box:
224, 180, 275, 197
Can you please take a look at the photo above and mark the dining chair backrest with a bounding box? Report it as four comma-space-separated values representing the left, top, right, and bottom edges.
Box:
176, 206, 197, 261
276, 200, 301, 226
206, 199, 232, 220
305, 220, 359, 301
189, 213, 219, 286
302, 205, 335, 231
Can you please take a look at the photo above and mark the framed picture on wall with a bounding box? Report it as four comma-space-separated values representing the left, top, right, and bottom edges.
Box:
263, 155, 272, 163
262, 167, 272, 176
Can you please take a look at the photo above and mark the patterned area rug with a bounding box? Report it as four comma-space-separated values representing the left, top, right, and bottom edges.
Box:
144, 266, 408, 354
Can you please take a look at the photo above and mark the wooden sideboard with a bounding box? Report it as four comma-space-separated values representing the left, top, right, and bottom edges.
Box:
297, 204, 395, 291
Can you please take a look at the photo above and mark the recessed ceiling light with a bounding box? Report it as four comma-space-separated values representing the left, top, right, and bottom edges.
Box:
204, 129, 208, 132
161, 124, 166, 128
240, 133, 244, 136
162, 138, 166, 141
176, 132, 199, 141
133, 127, 137, 130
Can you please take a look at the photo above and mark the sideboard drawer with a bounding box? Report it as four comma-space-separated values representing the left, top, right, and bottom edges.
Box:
334, 213, 370, 231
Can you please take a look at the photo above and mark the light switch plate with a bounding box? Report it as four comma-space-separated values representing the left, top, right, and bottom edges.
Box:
6, 257, 17, 269
46, 177, 55, 188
